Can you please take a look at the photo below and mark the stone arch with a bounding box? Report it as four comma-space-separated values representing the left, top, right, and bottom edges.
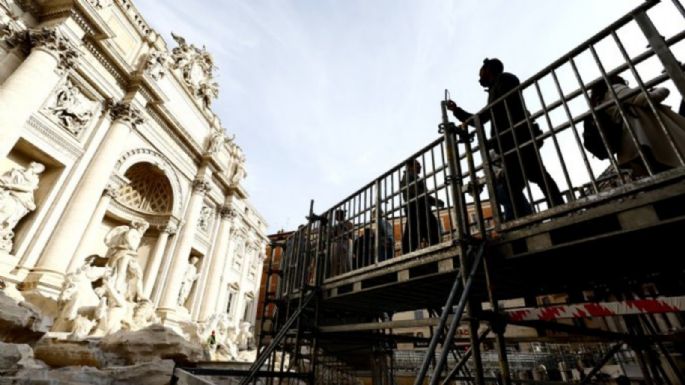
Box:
114, 148, 183, 216
117, 163, 173, 214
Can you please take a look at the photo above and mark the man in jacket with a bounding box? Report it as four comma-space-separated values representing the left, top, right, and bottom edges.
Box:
446, 58, 564, 220
401, 159, 444, 254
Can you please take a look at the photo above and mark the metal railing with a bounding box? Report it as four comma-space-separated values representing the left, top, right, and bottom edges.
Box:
274, 0, 685, 286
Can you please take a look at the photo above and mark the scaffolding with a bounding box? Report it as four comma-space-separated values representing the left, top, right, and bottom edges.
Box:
180, 1, 685, 384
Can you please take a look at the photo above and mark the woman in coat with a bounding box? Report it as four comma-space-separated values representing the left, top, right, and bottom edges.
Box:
594, 76, 685, 177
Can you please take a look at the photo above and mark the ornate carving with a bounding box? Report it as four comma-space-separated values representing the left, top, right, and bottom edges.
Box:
86, 0, 113, 10
161, 223, 177, 235
0, 19, 26, 47
0, 162, 45, 253
177, 256, 200, 307
108, 101, 145, 127
220, 206, 236, 220
169, 32, 219, 109
192, 179, 211, 194
46, 79, 96, 136
207, 129, 234, 154
144, 49, 169, 80
27, 28, 80, 72
197, 205, 213, 233
103, 184, 120, 199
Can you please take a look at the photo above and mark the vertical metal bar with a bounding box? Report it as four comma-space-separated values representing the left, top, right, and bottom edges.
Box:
533, 79, 576, 199
421, 152, 433, 247
441, 100, 485, 385
589, 44, 655, 176
550, 68, 599, 192
612, 30, 685, 166
411, 272, 464, 385
428, 246, 485, 385
440, 141, 456, 237
516, 88, 558, 209
634, 10, 685, 97
489, 108, 522, 220
579, 343, 623, 385
374, 180, 381, 265
502, 98, 537, 213
672, 0, 685, 18
473, 117, 502, 229
568, 57, 625, 188
430, 146, 443, 241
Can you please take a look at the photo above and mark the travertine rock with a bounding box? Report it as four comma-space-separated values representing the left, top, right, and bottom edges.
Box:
0, 342, 46, 373
99, 324, 203, 365
33, 337, 106, 368
0, 289, 51, 344
8, 359, 174, 385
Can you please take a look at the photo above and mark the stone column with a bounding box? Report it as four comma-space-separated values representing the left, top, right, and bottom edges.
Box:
0, 28, 80, 158
197, 204, 236, 321
143, 223, 177, 297
157, 177, 210, 316
28, 102, 143, 290
66, 185, 118, 273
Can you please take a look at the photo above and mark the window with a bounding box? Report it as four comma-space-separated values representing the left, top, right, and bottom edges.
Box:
226, 286, 238, 316
242, 293, 255, 321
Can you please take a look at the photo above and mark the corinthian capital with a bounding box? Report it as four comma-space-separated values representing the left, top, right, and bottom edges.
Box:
108, 101, 145, 127
192, 179, 211, 194
220, 206, 237, 220
27, 28, 80, 72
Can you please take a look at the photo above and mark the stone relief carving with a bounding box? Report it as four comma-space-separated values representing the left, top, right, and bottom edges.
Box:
197, 205, 212, 233
46, 79, 96, 136
177, 256, 200, 307
0, 162, 44, 253
192, 179, 211, 195
144, 49, 169, 80
170, 32, 219, 109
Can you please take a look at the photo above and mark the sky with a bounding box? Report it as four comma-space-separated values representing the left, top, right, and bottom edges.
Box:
134, 0, 682, 233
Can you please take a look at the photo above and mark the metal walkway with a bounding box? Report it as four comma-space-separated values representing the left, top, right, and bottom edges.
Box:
194, 1, 685, 384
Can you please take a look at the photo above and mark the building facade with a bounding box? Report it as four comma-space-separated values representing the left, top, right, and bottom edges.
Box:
0, 0, 267, 339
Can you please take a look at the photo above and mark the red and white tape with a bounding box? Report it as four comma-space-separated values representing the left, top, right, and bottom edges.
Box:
506, 296, 685, 322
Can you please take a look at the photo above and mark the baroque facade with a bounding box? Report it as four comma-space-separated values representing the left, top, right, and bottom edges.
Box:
0, 0, 267, 353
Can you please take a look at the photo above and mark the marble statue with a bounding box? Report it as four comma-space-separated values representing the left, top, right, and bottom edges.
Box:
124, 299, 159, 331
103, 220, 149, 304
177, 256, 200, 307
236, 321, 255, 351
207, 130, 235, 154
48, 79, 95, 136
0, 162, 45, 253
230, 153, 247, 186
54, 255, 111, 338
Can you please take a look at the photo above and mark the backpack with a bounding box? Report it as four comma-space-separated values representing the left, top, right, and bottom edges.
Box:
582, 109, 623, 160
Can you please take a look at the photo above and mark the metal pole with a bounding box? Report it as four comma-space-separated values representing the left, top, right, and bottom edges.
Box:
440, 99, 485, 385
634, 10, 685, 98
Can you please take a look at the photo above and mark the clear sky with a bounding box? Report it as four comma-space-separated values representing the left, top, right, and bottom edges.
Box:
135, 0, 681, 233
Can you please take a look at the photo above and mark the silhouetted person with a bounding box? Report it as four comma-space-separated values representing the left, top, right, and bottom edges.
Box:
330, 209, 353, 276
447, 58, 564, 218
401, 159, 444, 254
